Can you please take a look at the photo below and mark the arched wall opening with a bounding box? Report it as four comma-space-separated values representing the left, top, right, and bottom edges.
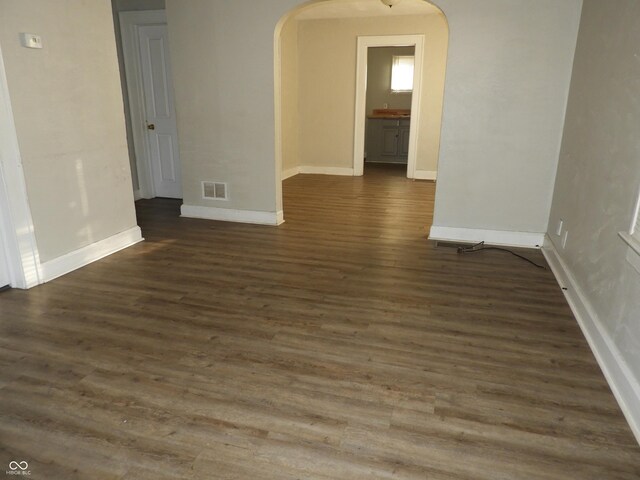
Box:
274, 0, 449, 221
167, 0, 580, 244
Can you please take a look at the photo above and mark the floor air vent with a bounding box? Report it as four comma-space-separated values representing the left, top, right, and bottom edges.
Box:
203, 181, 228, 200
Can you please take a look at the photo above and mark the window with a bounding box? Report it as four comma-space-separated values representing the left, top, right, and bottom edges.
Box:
391, 55, 414, 93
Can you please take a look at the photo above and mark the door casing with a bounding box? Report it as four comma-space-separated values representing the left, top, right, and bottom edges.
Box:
353, 35, 425, 178
0, 43, 41, 289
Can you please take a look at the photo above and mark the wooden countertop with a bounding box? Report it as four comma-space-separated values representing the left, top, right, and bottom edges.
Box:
368, 114, 411, 119
367, 108, 411, 120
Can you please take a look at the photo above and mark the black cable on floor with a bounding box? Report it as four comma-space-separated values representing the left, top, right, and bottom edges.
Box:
457, 241, 546, 270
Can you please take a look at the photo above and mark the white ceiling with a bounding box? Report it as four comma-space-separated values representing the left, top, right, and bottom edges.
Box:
296, 0, 441, 20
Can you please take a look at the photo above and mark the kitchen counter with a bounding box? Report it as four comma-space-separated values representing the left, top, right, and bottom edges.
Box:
365, 113, 411, 164
368, 114, 411, 119
367, 108, 411, 120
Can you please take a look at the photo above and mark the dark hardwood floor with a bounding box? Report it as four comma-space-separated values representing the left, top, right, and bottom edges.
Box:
0, 163, 639, 479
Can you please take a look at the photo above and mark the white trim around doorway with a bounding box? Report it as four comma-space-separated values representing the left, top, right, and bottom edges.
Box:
119, 10, 167, 200
353, 35, 425, 179
0, 43, 41, 289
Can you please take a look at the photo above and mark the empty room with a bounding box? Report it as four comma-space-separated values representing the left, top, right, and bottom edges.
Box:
0, 0, 639, 478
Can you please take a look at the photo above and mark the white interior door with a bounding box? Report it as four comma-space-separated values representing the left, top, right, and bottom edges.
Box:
138, 24, 182, 199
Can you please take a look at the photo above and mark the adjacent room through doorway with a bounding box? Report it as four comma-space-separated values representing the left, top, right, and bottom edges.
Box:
364, 46, 415, 176
277, 0, 449, 228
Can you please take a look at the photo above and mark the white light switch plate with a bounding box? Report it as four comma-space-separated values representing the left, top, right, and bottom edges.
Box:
20, 33, 43, 49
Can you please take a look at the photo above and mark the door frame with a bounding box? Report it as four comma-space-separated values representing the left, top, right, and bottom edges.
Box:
353, 35, 425, 178
119, 10, 167, 200
0, 43, 41, 289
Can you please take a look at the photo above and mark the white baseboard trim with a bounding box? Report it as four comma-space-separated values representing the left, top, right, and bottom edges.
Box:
542, 236, 640, 445
429, 226, 544, 248
414, 170, 437, 181
40, 226, 143, 283
133, 189, 143, 201
298, 166, 354, 176
282, 167, 300, 180
181, 205, 281, 226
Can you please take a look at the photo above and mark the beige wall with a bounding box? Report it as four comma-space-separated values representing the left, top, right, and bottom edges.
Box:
433, 0, 582, 234
0, 0, 137, 263
167, 0, 290, 214
548, 0, 640, 381
296, 14, 448, 174
280, 17, 299, 174
366, 46, 415, 115
111, 0, 166, 191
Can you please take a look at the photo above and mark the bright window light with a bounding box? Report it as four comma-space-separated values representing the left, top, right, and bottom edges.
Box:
632, 187, 640, 241
391, 55, 414, 92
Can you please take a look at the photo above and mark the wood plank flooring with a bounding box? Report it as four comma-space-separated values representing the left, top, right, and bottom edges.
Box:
0, 163, 638, 479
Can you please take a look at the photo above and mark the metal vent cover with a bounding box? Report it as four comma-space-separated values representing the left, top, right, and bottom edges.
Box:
203, 181, 228, 200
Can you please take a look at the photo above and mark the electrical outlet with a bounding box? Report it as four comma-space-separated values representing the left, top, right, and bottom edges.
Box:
561, 230, 569, 250
556, 219, 564, 236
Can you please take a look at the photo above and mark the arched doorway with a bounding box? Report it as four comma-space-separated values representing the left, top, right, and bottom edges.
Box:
274, 0, 449, 222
